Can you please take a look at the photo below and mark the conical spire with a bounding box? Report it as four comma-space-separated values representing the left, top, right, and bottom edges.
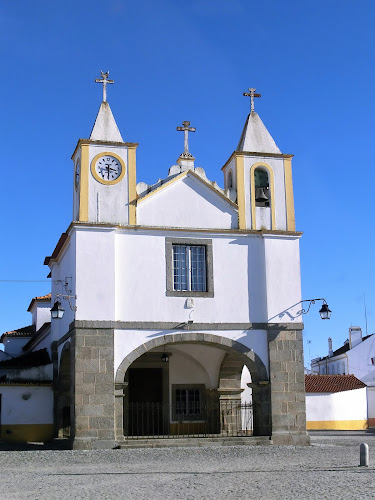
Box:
237, 111, 281, 154
90, 102, 123, 142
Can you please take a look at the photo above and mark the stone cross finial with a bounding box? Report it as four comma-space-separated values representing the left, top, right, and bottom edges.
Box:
95, 71, 114, 103
176, 121, 196, 157
243, 88, 261, 112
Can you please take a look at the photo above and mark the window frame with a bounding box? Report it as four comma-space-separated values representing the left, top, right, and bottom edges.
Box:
165, 237, 214, 298
172, 384, 205, 422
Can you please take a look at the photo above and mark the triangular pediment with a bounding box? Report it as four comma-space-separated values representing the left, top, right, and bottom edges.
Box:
137, 171, 238, 230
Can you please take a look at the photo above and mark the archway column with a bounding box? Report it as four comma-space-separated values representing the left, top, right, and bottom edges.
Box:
267, 327, 310, 445
70, 325, 116, 450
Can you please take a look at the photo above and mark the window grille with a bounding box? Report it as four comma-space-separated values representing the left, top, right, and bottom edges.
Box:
175, 388, 202, 420
173, 245, 206, 292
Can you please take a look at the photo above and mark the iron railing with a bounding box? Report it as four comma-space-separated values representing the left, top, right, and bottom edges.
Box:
124, 401, 253, 439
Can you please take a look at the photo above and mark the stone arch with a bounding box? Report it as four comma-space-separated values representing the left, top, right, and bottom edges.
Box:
56, 341, 71, 438
114, 332, 270, 439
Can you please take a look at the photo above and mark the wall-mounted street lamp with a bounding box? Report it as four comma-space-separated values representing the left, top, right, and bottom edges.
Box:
299, 298, 332, 320
50, 278, 77, 320
50, 300, 65, 319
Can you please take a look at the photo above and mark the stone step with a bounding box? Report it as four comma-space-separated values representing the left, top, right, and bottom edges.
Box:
117, 436, 272, 449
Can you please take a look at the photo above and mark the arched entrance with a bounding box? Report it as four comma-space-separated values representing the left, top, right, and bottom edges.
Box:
114, 333, 270, 440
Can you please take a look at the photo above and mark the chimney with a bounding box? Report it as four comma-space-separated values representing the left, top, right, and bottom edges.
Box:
349, 327, 362, 349
328, 337, 333, 357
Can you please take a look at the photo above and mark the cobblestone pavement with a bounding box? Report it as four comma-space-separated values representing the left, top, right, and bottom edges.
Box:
0, 432, 375, 500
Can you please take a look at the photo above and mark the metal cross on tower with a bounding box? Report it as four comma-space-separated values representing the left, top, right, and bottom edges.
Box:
95, 71, 114, 103
176, 121, 196, 157
243, 88, 261, 112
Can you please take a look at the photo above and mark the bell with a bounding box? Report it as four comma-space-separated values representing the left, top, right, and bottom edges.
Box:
255, 187, 268, 203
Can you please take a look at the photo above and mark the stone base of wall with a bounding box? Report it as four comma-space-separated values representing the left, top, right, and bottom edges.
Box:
271, 431, 310, 446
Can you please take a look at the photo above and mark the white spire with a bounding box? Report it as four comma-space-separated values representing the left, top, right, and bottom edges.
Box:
237, 112, 281, 154
90, 101, 123, 142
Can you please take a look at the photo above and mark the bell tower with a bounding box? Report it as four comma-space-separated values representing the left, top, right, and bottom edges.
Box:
222, 88, 295, 232
72, 72, 138, 226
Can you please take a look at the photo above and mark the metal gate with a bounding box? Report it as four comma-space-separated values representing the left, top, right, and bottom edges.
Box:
124, 401, 253, 439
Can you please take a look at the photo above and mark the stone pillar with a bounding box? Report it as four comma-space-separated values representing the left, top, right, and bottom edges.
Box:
70, 324, 115, 450
114, 382, 127, 442
218, 353, 244, 435
268, 328, 310, 445
249, 382, 271, 437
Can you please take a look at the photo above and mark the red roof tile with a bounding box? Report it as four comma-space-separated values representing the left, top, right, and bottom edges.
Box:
0, 325, 36, 343
305, 374, 366, 393
27, 293, 52, 312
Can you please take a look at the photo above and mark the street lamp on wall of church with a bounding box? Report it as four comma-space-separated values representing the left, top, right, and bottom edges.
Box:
299, 298, 332, 320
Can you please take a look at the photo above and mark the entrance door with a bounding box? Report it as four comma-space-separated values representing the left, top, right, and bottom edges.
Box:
128, 368, 163, 436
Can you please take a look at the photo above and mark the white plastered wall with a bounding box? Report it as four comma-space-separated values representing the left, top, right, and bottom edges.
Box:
31, 303, 51, 332
0, 385, 53, 425
264, 236, 302, 322
137, 175, 238, 229
306, 388, 367, 427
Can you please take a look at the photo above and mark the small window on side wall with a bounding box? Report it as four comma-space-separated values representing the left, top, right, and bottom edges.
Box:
254, 167, 270, 207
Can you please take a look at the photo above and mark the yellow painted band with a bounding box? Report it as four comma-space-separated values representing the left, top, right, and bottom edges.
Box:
127, 145, 137, 225
235, 155, 246, 229
79, 144, 89, 221
90, 151, 126, 186
250, 162, 276, 230
284, 157, 296, 231
0, 424, 54, 442
306, 420, 368, 430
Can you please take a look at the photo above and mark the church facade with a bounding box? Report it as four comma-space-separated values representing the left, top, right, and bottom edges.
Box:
2, 78, 309, 448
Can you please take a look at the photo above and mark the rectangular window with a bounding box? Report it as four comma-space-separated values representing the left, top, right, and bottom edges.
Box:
173, 245, 206, 292
172, 385, 204, 421
166, 238, 214, 297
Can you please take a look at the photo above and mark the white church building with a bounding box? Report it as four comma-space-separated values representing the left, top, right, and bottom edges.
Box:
1, 76, 310, 448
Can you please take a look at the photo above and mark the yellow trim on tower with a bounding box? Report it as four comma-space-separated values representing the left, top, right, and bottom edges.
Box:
284, 157, 296, 231
250, 162, 276, 230
90, 152, 126, 186
79, 144, 89, 221
235, 155, 246, 229
306, 420, 368, 431
127, 145, 138, 225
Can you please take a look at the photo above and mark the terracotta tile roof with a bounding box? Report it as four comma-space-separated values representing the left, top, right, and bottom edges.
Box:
305, 374, 366, 393
0, 325, 35, 343
27, 293, 52, 312
0, 348, 50, 369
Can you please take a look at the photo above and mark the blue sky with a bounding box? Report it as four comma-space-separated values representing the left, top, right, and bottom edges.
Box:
1, 0, 374, 364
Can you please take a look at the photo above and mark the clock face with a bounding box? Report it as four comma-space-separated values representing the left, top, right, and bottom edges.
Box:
95, 155, 122, 182
75, 160, 80, 190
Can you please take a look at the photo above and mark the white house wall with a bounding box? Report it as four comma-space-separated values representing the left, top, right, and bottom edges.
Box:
0, 385, 54, 442
305, 388, 368, 430
137, 175, 238, 229
347, 336, 375, 384
31, 303, 51, 332
50, 232, 77, 342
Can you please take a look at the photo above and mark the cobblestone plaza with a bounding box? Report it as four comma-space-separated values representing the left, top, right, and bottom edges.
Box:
0, 432, 374, 499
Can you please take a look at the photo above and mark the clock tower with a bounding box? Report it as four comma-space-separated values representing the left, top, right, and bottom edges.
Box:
72, 72, 138, 226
